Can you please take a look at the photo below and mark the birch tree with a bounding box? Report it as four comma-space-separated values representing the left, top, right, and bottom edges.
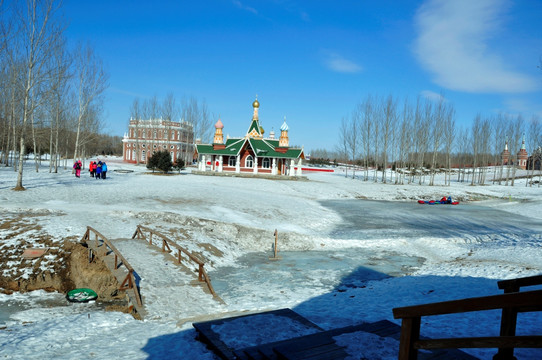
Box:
8, 0, 63, 190
72, 42, 108, 163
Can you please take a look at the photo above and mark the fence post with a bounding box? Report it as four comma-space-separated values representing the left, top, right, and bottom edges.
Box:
398, 317, 420, 360
198, 264, 204, 282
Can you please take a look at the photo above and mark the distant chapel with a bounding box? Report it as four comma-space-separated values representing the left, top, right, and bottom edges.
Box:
194, 98, 305, 176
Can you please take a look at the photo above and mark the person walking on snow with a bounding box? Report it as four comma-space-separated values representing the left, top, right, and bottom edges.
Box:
89, 161, 95, 177
101, 162, 107, 179
73, 160, 82, 178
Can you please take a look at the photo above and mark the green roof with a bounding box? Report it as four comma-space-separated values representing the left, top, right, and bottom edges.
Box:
196, 137, 303, 159
246, 118, 262, 137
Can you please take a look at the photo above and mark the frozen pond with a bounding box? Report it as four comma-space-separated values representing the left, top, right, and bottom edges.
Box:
321, 199, 542, 241
210, 249, 424, 305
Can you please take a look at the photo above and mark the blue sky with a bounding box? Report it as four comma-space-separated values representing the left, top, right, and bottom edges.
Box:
63, 0, 542, 152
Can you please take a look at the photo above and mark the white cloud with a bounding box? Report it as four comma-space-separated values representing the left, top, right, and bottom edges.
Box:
414, 0, 538, 93
232, 0, 257, 15
420, 90, 446, 103
323, 52, 362, 73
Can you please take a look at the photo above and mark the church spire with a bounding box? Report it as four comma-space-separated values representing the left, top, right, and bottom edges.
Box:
246, 97, 263, 139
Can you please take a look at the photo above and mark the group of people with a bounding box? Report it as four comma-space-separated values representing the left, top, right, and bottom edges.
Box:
72, 160, 108, 179
439, 196, 453, 204
89, 160, 108, 179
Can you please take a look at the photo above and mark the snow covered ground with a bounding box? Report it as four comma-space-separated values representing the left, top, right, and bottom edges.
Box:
1, 158, 541, 359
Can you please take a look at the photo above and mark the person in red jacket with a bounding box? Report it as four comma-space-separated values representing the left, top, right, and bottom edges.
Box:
89, 161, 95, 177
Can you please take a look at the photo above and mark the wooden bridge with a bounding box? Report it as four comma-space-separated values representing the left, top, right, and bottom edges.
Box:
81, 225, 221, 319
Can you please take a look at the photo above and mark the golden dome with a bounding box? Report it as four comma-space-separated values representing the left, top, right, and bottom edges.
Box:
252, 99, 260, 108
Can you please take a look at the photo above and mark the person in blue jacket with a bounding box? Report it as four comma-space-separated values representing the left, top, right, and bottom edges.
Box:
447, 196, 452, 204
95, 162, 102, 180
101, 162, 107, 179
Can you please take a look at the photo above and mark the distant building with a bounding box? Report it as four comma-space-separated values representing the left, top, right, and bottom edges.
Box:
122, 118, 194, 164
501, 135, 530, 170
194, 98, 305, 176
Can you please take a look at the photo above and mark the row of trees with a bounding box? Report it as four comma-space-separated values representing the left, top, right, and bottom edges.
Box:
0, 0, 109, 190
335, 94, 542, 187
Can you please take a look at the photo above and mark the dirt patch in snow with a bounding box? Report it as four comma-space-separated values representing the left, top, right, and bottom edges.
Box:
0, 214, 132, 315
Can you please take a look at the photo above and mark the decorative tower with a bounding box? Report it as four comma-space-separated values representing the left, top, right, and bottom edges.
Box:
246, 97, 263, 139
269, 127, 275, 140
501, 139, 510, 165
213, 118, 225, 150
518, 134, 528, 170
278, 118, 289, 148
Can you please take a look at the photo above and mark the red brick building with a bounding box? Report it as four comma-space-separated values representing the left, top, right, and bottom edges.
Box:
122, 118, 194, 164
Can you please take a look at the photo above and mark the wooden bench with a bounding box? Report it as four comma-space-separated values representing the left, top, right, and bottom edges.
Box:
393, 275, 542, 360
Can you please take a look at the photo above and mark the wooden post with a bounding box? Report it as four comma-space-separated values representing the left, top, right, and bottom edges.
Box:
274, 229, 278, 258
495, 284, 520, 360
149, 232, 152, 245
198, 264, 204, 281
398, 317, 420, 360
269, 229, 281, 260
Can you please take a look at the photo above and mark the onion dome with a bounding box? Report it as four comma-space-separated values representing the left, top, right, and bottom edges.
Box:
215, 118, 224, 129
252, 98, 260, 108
280, 120, 289, 131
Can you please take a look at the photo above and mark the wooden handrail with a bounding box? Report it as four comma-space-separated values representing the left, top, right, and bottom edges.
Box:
393, 290, 542, 360
132, 225, 217, 297
393, 289, 542, 318
498, 274, 542, 293
82, 226, 143, 307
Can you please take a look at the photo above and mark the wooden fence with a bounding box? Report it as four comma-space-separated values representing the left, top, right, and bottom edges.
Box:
82, 226, 143, 307
393, 275, 542, 360
131, 225, 217, 297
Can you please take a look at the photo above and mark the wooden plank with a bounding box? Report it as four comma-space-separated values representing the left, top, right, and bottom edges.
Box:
498, 275, 542, 291
275, 342, 348, 360
415, 335, 542, 349
393, 290, 542, 318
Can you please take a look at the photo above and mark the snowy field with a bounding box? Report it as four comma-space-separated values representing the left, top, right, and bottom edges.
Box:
1, 157, 541, 359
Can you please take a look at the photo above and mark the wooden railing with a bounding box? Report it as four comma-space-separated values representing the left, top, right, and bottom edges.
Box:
495, 275, 542, 359
82, 226, 143, 307
131, 225, 217, 297
393, 281, 542, 360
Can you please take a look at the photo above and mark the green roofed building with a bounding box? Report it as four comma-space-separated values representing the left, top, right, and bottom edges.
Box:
195, 98, 305, 176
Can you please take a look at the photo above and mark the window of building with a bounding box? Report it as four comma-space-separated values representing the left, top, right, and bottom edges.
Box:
153, 144, 157, 149
170, 145, 174, 149
153, 130, 157, 139
142, 150, 146, 161
245, 155, 253, 168
262, 158, 270, 169
228, 156, 236, 167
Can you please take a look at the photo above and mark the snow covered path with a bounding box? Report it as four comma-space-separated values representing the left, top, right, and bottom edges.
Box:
110, 239, 226, 322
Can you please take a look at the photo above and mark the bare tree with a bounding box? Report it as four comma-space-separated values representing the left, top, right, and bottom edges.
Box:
72, 42, 108, 163
129, 97, 141, 164
337, 116, 350, 178
359, 96, 374, 181
7, 0, 63, 190
526, 116, 541, 186
381, 95, 396, 183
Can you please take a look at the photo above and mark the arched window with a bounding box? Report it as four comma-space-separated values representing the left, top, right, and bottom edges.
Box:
142, 150, 146, 161
228, 156, 236, 166
262, 158, 270, 169
245, 155, 253, 168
